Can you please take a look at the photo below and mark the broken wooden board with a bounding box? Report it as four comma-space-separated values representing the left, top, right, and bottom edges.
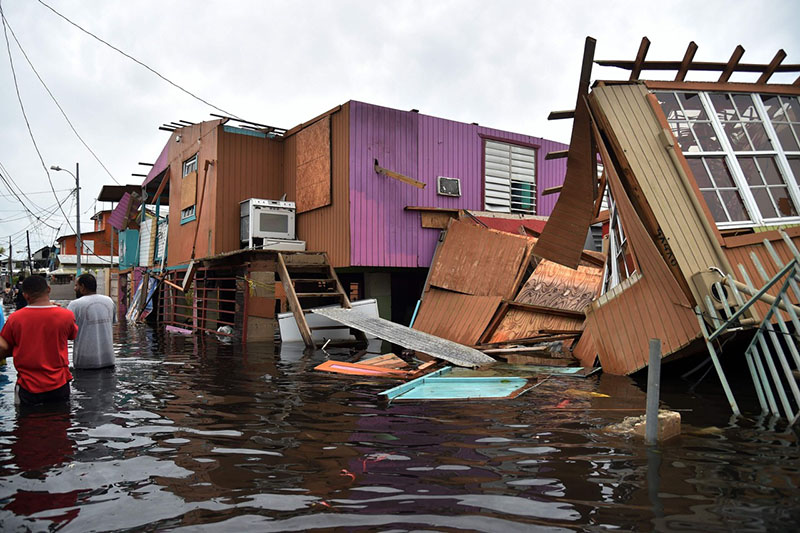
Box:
516, 260, 603, 313
412, 289, 502, 345
314, 359, 413, 378
311, 307, 495, 368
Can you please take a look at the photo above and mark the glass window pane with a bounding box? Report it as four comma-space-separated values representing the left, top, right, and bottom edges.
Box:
724, 122, 752, 151
757, 156, 783, 185
719, 189, 749, 221
679, 93, 708, 121
733, 94, 758, 120
775, 122, 800, 151
710, 93, 736, 121
770, 186, 797, 217
761, 95, 783, 120
692, 122, 722, 151
738, 156, 762, 186
746, 122, 772, 150
687, 158, 713, 188
706, 157, 735, 187
786, 97, 800, 122
752, 188, 777, 218
672, 122, 700, 152
788, 157, 800, 186
702, 191, 727, 222
656, 92, 683, 120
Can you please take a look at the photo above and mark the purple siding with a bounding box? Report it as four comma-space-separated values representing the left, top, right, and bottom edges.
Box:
142, 141, 170, 187
349, 101, 568, 268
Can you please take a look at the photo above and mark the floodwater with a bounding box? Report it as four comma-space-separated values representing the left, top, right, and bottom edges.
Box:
0, 318, 799, 532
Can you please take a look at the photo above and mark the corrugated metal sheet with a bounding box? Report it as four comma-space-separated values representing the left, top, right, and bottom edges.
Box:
428, 218, 531, 299
108, 192, 140, 231
293, 104, 351, 267
412, 289, 502, 345
349, 101, 568, 268
312, 306, 495, 368
143, 142, 170, 188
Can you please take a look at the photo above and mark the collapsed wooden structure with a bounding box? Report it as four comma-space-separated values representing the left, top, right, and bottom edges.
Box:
535, 37, 800, 419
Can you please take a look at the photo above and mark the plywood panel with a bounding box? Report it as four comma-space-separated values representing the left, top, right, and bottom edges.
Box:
295, 117, 331, 213
428, 218, 530, 299
412, 289, 502, 345
488, 308, 584, 344
180, 171, 197, 211
516, 260, 602, 312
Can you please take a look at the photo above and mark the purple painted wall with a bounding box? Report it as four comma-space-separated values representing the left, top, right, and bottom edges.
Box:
349, 101, 568, 268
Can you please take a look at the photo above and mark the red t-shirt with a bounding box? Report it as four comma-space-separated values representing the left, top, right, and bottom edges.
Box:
1, 305, 78, 393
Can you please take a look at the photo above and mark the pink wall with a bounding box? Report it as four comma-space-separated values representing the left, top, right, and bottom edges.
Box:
349, 101, 568, 268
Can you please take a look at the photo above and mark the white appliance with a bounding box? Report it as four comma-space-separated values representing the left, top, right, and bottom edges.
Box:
278, 299, 380, 343
240, 198, 304, 249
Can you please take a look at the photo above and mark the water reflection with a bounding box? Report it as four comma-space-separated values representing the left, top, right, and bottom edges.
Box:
0, 322, 797, 531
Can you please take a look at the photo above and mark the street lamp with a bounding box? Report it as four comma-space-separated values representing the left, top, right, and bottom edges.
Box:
50, 163, 81, 275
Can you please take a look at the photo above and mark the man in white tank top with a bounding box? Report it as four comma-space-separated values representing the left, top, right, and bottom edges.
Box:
68, 273, 116, 369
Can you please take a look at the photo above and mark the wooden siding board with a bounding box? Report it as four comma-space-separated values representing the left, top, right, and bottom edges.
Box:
412, 290, 501, 345
488, 308, 584, 343
516, 261, 602, 312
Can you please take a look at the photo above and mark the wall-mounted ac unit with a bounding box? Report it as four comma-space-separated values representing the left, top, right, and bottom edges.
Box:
437, 176, 461, 197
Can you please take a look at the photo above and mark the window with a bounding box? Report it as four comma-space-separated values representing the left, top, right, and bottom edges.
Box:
602, 192, 637, 293
484, 140, 536, 214
82, 240, 94, 254
655, 91, 800, 228
181, 154, 198, 224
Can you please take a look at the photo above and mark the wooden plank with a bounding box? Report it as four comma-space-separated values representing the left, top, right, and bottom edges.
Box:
412, 289, 502, 345
180, 170, 197, 211
675, 41, 698, 81
630, 36, 651, 81
515, 260, 603, 313
723, 226, 800, 248
757, 49, 787, 84
719, 45, 745, 83
533, 36, 597, 268
545, 150, 569, 160
374, 159, 426, 189
548, 110, 575, 120
277, 253, 315, 349
420, 211, 453, 229
488, 308, 584, 344
597, 58, 800, 74
644, 80, 800, 96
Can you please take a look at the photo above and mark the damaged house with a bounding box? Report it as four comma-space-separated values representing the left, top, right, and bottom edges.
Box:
535, 37, 800, 419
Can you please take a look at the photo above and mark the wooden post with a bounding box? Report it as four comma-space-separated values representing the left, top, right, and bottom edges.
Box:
277, 253, 315, 349
645, 338, 662, 445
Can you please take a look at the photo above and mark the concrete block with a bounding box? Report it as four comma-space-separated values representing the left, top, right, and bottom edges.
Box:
604, 409, 681, 442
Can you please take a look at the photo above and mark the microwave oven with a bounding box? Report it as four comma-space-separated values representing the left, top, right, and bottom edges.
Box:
240, 198, 296, 247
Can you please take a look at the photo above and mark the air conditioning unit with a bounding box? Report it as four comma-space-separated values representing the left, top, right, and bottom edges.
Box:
240, 199, 303, 250
437, 176, 461, 197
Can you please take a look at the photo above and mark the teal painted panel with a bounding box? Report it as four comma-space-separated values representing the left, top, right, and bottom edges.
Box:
222, 125, 266, 138
393, 377, 529, 400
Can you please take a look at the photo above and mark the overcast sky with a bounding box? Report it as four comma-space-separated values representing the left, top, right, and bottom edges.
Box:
1, 0, 798, 254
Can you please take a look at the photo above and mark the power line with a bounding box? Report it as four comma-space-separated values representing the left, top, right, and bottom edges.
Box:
0, 187, 72, 198
0, 2, 77, 236
37, 0, 243, 120
2, 12, 120, 184
0, 168, 64, 230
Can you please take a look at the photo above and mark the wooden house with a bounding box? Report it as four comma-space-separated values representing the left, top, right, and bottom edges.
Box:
55, 210, 116, 270
537, 36, 800, 400
129, 101, 569, 336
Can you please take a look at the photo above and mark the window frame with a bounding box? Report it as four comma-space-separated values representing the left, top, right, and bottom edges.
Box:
482, 137, 538, 215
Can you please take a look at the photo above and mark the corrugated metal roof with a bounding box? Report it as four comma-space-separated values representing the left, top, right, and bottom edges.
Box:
311, 307, 495, 368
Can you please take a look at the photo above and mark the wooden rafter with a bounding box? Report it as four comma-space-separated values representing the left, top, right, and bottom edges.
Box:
719, 45, 745, 82
675, 41, 698, 81
757, 49, 787, 84
630, 37, 651, 81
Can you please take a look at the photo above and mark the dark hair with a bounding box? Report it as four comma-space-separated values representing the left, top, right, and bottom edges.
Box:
77, 273, 97, 292
5, 283, 9, 288
22, 275, 48, 297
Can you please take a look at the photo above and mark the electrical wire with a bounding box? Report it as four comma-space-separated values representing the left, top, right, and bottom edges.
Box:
0, 2, 77, 237
37, 0, 242, 120
1, 12, 120, 184
0, 169, 64, 230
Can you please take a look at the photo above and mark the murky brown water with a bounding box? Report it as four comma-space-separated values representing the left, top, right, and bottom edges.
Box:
0, 318, 799, 532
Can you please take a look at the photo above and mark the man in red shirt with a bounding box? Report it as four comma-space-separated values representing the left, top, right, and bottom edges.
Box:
0, 275, 78, 406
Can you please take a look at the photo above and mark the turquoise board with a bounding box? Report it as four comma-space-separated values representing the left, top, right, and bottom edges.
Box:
380, 367, 533, 402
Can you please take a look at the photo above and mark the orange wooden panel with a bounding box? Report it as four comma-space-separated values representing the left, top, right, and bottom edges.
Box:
248, 296, 275, 318
572, 328, 598, 367
295, 117, 331, 214
516, 260, 603, 312
180, 170, 197, 210
413, 289, 502, 345
428, 219, 530, 299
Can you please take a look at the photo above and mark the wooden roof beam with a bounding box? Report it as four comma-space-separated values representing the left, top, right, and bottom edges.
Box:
545, 149, 569, 160
675, 41, 698, 81
548, 110, 575, 120
757, 49, 787, 84
719, 45, 745, 82
630, 37, 651, 81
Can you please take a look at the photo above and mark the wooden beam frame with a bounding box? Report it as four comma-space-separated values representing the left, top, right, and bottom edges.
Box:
675, 41, 698, 81
374, 159, 426, 189
547, 110, 575, 120
757, 49, 787, 84
545, 149, 569, 160
630, 37, 651, 81
719, 45, 745, 82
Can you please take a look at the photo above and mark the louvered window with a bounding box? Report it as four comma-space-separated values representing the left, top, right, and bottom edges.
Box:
484, 140, 536, 214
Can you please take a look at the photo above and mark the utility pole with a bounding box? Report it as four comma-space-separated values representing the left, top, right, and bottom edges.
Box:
26, 231, 33, 275
7, 237, 10, 284
76, 162, 81, 276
